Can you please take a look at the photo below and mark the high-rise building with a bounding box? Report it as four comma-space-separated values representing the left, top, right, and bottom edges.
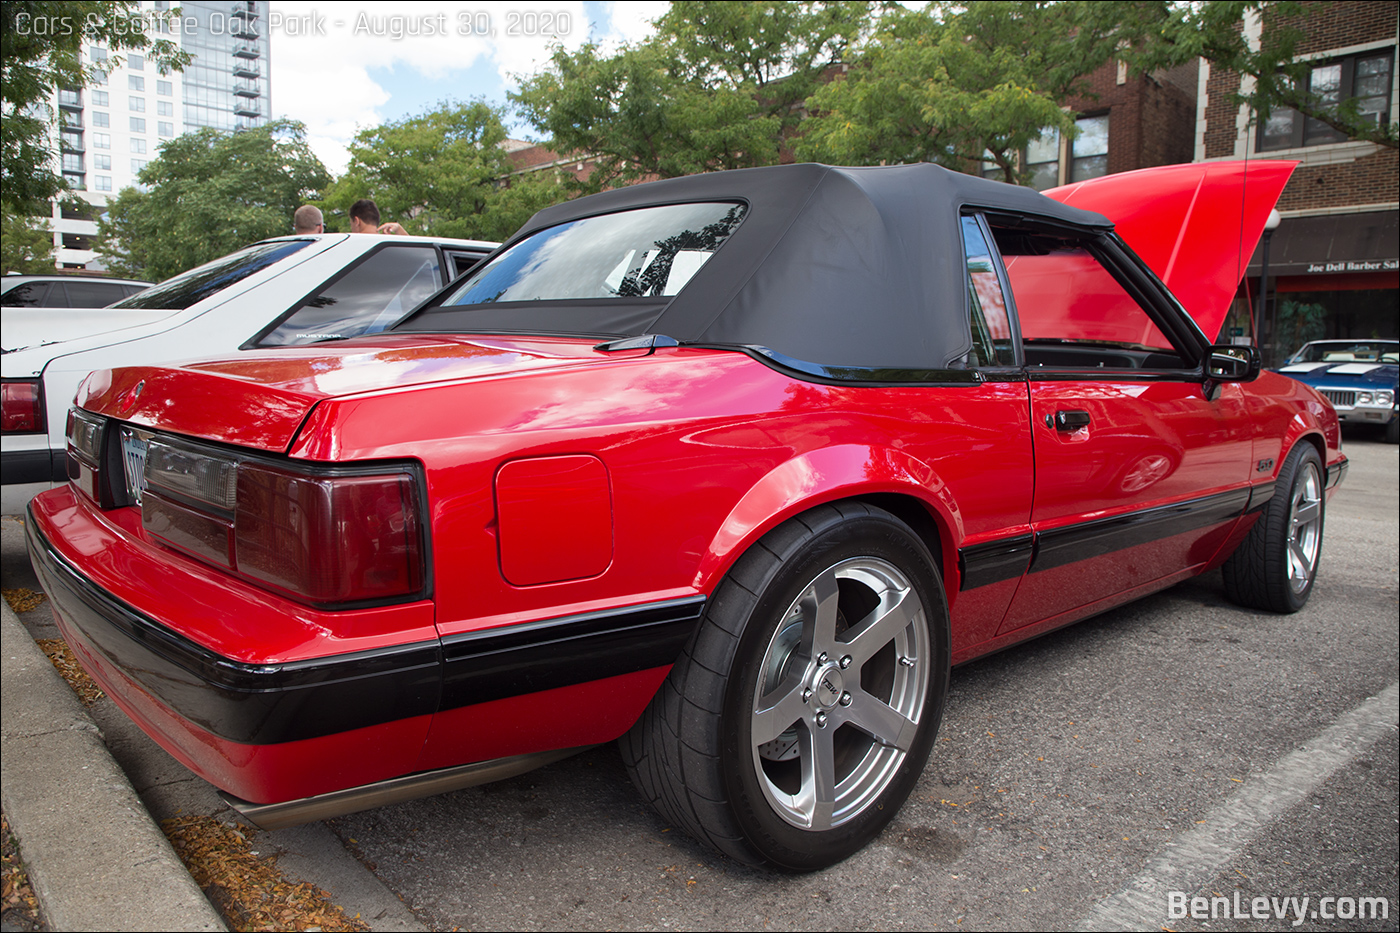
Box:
48, 0, 271, 270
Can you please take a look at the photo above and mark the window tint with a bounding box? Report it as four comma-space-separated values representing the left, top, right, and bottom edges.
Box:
113, 240, 312, 311
442, 202, 745, 306
960, 217, 1015, 367
64, 281, 131, 307
258, 246, 443, 347
2, 282, 50, 307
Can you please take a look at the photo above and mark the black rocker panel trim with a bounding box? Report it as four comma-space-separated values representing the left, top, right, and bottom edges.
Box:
27, 513, 706, 746
438, 597, 707, 710
957, 488, 1253, 589
958, 534, 1035, 591
1030, 487, 1251, 574
1246, 480, 1276, 514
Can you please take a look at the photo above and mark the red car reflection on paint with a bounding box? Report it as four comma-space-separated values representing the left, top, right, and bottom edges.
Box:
27, 160, 1344, 871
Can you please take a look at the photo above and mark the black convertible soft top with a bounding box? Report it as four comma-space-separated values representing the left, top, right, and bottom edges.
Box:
404, 162, 1113, 371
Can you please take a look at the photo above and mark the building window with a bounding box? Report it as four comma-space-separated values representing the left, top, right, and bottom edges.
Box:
93, 133, 111, 149
1260, 50, 1394, 150
1070, 114, 1109, 181
61, 109, 82, 128
157, 100, 173, 116
158, 122, 174, 137
61, 131, 84, 151
131, 138, 147, 154
95, 175, 113, 191
129, 96, 146, 112
129, 53, 145, 71
1025, 129, 1061, 190
129, 75, 145, 91
92, 90, 109, 107
131, 159, 148, 173
130, 117, 146, 133
90, 46, 107, 62
93, 111, 109, 127
63, 172, 86, 190
62, 153, 84, 172
58, 88, 81, 107
157, 80, 172, 96
95, 154, 111, 170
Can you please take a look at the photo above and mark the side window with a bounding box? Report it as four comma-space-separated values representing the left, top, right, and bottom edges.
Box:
258, 246, 443, 347
65, 281, 129, 307
990, 224, 1190, 370
960, 216, 1015, 367
447, 251, 486, 278
2, 283, 50, 307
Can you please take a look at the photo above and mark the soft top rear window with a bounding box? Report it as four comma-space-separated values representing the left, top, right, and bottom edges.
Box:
111, 240, 312, 311
399, 202, 745, 337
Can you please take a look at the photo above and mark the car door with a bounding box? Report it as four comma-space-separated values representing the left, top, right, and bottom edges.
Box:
984, 217, 1255, 634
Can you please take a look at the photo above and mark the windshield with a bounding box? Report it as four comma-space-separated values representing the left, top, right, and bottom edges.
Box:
111, 240, 313, 311
1291, 341, 1400, 364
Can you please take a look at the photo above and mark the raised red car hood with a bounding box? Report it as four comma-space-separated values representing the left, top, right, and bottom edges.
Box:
1046, 160, 1297, 341
78, 335, 644, 452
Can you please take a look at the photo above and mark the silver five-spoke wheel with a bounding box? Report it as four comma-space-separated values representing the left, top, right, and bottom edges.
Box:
752, 558, 929, 830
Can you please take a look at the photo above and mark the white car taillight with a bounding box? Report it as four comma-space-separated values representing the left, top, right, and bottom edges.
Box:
2, 380, 43, 434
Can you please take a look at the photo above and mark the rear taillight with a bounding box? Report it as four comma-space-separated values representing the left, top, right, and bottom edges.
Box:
136, 433, 426, 607
2, 380, 43, 434
66, 408, 107, 503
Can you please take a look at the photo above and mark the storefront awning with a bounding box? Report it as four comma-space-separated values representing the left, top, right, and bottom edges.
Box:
1248, 210, 1398, 276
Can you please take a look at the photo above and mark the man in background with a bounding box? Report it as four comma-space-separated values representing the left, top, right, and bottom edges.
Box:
349, 199, 407, 235
293, 205, 323, 234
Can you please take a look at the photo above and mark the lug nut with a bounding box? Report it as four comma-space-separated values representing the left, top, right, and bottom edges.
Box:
815, 711, 828, 728
802, 688, 812, 703
839, 691, 852, 707
839, 655, 852, 669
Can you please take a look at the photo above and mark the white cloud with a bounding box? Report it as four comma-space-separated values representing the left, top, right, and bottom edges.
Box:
268, 1, 662, 176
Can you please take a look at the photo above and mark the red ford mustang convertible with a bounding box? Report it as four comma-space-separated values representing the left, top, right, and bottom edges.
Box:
27, 160, 1345, 871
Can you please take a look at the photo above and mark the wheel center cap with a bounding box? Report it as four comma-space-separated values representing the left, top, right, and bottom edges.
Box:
809, 662, 844, 711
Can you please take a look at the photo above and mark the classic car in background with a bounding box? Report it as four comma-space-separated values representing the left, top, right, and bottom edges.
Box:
26, 160, 1345, 872
1277, 339, 1399, 443
2, 234, 496, 486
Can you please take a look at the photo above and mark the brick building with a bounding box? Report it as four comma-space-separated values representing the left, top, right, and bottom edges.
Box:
1196, 1, 1398, 355
998, 59, 1198, 191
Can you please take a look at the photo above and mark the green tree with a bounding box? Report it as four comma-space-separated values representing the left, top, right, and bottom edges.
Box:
1124, 1, 1397, 149
321, 100, 562, 242
1, 208, 55, 273
94, 119, 330, 280
1, 1, 189, 212
511, 1, 874, 190
795, 2, 1153, 182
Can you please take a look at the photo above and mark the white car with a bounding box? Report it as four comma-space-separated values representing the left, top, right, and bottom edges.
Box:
2, 234, 496, 493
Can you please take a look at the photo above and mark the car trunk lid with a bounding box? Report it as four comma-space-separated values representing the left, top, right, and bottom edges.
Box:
76, 334, 650, 453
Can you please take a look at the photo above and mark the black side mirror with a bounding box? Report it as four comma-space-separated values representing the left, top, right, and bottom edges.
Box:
1205, 344, 1261, 382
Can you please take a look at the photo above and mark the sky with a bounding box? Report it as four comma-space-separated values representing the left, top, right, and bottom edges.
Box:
266, 1, 669, 176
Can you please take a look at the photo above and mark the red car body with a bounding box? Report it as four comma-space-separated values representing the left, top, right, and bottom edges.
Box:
27, 160, 1345, 870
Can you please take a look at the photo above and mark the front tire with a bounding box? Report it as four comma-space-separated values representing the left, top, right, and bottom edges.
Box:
1222, 442, 1325, 613
620, 502, 950, 871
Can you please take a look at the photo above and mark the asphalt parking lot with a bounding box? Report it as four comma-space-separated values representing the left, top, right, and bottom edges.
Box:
3, 431, 1396, 932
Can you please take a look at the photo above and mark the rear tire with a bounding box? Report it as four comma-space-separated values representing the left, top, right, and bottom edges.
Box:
1222, 443, 1325, 613
620, 502, 950, 871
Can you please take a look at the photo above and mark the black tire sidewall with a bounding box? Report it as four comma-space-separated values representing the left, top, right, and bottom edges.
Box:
717, 512, 950, 871
1269, 444, 1326, 612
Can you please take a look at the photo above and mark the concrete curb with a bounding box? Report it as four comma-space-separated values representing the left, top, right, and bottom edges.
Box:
1, 597, 226, 932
